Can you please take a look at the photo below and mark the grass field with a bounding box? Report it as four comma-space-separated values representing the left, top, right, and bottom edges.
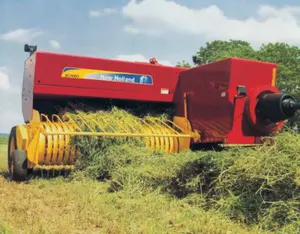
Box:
0, 138, 259, 234
0, 130, 299, 234
0, 143, 7, 172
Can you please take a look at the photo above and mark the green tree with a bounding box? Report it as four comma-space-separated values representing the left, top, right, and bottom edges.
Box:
193, 40, 258, 65
257, 43, 300, 95
176, 60, 192, 68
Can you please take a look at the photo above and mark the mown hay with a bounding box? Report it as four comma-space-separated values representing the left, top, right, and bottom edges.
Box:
63, 105, 300, 233
62, 107, 147, 179
213, 131, 300, 231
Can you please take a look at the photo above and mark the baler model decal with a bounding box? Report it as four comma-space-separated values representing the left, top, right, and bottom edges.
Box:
61, 67, 153, 85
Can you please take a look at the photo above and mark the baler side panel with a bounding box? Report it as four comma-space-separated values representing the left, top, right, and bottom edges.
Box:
22, 53, 36, 123
229, 58, 278, 96
174, 59, 232, 142
33, 52, 185, 102
34, 85, 171, 102
225, 58, 279, 144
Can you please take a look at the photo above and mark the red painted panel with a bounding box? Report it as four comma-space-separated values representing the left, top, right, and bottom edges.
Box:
32, 52, 187, 102
174, 59, 232, 141
174, 58, 282, 145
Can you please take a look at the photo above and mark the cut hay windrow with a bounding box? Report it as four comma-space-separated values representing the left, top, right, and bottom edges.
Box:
213, 131, 300, 232
58, 104, 174, 180
58, 103, 300, 233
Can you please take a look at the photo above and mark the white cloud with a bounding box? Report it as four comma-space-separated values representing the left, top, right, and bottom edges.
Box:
115, 54, 172, 66
123, 25, 140, 34
49, 40, 61, 49
89, 8, 117, 17
122, 0, 300, 46
0, 109, 23, 133
0, 67, 11, 91
0, 28, 43, 43
0, 67, 22, 133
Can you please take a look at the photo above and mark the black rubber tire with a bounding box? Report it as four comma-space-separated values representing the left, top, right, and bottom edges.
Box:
11, 150, 28, 181
7, 126, 17, 175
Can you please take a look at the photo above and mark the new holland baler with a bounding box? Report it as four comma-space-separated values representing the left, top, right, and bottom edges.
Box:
7, 44, 300, 181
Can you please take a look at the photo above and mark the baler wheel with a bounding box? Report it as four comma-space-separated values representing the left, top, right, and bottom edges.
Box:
8, 127, 28, 181
11, 150, 28, 181
7, 126, 16, 175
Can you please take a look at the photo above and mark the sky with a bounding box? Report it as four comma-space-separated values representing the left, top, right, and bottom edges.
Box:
1, 0, 300, 133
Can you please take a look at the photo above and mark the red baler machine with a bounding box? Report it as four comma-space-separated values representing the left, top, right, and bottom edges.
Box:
7, 44, 300, 181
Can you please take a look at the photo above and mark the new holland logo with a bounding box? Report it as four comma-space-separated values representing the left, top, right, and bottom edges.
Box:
140, 76, 149, 84
61, 67, 154, 85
